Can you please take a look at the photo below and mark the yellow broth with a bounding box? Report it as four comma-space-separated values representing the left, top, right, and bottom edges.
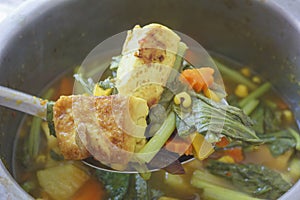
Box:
12, 56, 300, 200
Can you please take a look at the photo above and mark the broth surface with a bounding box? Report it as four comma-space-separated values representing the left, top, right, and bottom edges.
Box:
12, 55, 300, 200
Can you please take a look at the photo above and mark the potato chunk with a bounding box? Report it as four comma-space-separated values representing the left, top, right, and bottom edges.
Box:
37, 164, 90, 200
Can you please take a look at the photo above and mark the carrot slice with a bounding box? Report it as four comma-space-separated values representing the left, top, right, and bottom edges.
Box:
223, 147, 244, 163
71, 179, 106, 200
165, 137, 193, 156
215, 137, 230, 148
180, 67, 214, 93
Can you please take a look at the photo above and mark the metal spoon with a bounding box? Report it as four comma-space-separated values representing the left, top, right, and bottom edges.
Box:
0, 85, 196, 173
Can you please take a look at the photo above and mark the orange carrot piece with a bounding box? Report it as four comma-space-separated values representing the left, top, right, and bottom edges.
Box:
71, 179, 106, 200
223, 147, 244, 163
180, 67, 214, 93
54, 77, 74, 100
165, 138, 193, 156
215, 137, 230, 148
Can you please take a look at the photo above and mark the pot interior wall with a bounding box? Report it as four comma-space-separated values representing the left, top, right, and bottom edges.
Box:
0, 0, 300, 176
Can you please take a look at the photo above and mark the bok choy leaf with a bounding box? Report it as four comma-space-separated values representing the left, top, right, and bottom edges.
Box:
206, 160, 292, 199
174, 92, 262, 143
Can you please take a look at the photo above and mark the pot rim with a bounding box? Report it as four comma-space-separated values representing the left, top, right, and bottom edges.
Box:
0, 0, 300, 199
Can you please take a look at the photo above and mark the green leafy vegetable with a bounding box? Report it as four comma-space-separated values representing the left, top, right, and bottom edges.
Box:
250, 102, 282, 134
46, 101, 56, 137
124, 174, 163, 200
191, 170, 263, 200
95, 171, 162, 200
110, 55, 121, 72
206, 160, 292, 199
73, 73, 95, 94
95, 170, 130, 200
257, 129, 299, 156
98, 76, 116, 90
49, 149, 64, 161
174, 92, 262, 143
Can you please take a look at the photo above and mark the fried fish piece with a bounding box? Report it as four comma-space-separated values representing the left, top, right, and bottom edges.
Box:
116, 23, 185, 107
53, 95, 148, 167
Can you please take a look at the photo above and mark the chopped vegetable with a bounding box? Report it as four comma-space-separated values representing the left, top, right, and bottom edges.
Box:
215, 137, 230, 148
46, 101, 56, 137
244, 145, 293, 171
174, 93, 261, 143
222, 147, 244, 163
240, 67, 251, 77
191, 170, 261, 200
218, 155, 235, 163
57, 77, 74, 97
41, 122, 58, 149
28, 117, 42, 158
125, 174, 163, 200
158, 197, 179, 200
206, 160, 292, 199
164, 137, 193, 156
180, 67, 214, 93
234, 84, 249, 98
213, 59, 257, 90
21, 181, 36, 193
192, 133, 214, 160
252, 76, 261, 84
242, 99, 259, 115
203, 88, 221, 102
73, 73, 94, 94
163, 172, 193, 194
49, 149, 64, 161
173, 92, 192, 108
238, 82, 271, 108
250, 102, 282, 134
288, 128, 300, 151
288, 158, 300, 181
97, 77, 115, 90
138, 112, 176, 163
93, 84, 112, 96
71, 179, 105, 200
258, 129, 300, 156
282, 109, 293, 124
95, 170, 130, 200
37, 164, 90, 200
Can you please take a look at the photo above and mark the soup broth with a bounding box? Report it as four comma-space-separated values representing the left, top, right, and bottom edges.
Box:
12, 55, 300, 200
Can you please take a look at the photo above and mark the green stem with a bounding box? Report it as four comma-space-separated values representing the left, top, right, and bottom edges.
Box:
28, 117, 42, 157
191, 170, 263, 200
137, 111, 176, 163
288, 128, 300, 151
238, 82, 271, 108
213, 59, 257, 90
242, 99, 260, 115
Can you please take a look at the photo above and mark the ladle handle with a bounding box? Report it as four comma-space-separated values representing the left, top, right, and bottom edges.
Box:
0, 86, 47, 120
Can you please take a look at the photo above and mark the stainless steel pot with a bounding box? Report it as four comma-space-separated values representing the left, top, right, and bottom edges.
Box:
1, 0, 300, 199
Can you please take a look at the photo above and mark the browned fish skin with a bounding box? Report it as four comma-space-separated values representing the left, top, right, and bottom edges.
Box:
53, 95, 141, 166
53, 96, 90, 160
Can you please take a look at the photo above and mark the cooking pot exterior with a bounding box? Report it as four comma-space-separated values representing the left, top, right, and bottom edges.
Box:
0, 0, 300, 199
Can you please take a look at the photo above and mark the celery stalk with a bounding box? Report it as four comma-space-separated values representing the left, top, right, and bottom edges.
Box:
242, 99, 260, 115
213, 59, 257, 90
137, 112, 176, 163
239, 82, 271, 108
28, 117, 42, 157
191, 170, 263, 200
